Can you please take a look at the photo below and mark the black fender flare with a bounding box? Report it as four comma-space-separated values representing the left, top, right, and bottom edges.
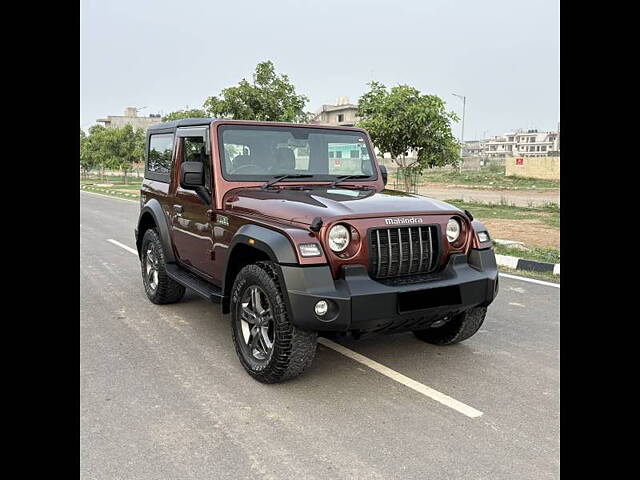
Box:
222, 224, 298, 291
136, 199, 176, 263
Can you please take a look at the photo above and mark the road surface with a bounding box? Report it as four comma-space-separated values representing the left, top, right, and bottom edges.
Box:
80, 191, 559, 480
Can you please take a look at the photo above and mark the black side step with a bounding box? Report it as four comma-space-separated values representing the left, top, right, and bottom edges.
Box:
165, 264, 224, 303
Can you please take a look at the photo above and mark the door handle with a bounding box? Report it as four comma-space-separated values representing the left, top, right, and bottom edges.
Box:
173, 204, 184, 213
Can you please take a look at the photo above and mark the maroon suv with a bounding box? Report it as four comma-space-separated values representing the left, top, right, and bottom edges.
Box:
135, 118, 499, 383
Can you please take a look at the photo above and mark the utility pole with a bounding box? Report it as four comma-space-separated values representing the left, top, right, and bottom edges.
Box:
452, 93, 466, 174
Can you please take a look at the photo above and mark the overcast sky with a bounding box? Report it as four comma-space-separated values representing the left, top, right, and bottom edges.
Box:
80, 0, 559, 140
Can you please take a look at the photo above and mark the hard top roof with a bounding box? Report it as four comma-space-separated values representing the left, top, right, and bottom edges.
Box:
147, 118, 217, 131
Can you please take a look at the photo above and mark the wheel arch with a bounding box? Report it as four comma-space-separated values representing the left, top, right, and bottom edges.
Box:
221, 224, 298, 313
136, 199, 175, 263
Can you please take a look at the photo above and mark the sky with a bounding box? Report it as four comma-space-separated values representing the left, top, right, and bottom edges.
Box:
80, 0, 559, 140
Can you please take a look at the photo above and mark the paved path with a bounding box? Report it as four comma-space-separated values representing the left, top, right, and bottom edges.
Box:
80, 191, 559, 479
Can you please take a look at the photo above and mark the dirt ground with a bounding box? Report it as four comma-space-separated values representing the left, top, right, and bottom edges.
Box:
418, 183, 560, 207
481, 218, 560, 248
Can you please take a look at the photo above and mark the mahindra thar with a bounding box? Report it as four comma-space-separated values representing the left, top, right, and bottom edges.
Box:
135, 118, 499, 383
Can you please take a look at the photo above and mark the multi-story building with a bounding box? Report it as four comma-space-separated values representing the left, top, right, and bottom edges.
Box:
483, 129, 559, 158
310, 97, 359, 126
97, 107, 162, 130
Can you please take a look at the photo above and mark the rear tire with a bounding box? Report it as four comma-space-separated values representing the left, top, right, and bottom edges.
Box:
413, 307, 487, 345
231, 261, 317, 383
140, 228, 185, 304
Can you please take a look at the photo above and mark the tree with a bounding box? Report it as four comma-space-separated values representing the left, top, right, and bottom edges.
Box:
80, 125, 145, 183
203, 60, 310, 122
357, 82, 460, 190
162, 108, 208, 121
103, 125, 145, 184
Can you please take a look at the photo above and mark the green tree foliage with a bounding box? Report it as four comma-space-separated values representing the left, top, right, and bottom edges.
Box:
203, 61, 310, 122
162, 108, 208, 122
357, 82, 460, 183
80, 125, 145, 183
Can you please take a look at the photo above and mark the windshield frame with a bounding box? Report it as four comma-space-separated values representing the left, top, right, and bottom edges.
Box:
216, 124, 378, 184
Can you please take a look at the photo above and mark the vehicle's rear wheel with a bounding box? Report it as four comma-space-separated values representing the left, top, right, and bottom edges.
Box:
140, 228, 185, 304
413, 307, 487, 345
231, 261, 317, 383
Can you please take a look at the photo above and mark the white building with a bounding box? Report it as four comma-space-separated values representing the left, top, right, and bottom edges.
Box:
483, 129, 559, 158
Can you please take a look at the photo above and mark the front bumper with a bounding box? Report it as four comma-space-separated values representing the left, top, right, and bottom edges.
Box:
281, 248, 498, 334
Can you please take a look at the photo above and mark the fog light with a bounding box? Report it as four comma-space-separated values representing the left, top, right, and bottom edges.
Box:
314, 300, 329, 316
478, 231, 490, 242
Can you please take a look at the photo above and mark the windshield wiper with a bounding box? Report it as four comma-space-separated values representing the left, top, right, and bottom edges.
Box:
330, 174, 371, 187
261, 174, 313, 189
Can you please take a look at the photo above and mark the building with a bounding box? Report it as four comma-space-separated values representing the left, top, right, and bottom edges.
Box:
478, 129, 560, 159
310, 97, 359, 126
462, 140, 487, 157
97, 107, 162, 130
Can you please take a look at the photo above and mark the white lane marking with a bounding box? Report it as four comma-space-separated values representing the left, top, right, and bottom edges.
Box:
80, 189, 138, 203
553, 264, 560, 275
509, 302, 525, 308
107, 239, 139, 256
318, 337, 483, 418
499, 272, 560, 289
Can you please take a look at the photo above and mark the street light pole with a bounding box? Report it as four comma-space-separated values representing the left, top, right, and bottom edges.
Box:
452, 93, 466, 174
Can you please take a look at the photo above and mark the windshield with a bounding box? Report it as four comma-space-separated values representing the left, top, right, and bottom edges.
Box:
218, 125, 377, 183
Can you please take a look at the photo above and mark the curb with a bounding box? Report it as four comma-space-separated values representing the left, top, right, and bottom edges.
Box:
495, 254, 559, 275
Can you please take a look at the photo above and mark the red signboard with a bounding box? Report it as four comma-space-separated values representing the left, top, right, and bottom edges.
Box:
516, 158, 524, 165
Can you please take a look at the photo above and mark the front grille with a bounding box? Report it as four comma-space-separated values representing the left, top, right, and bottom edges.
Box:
369, 225, 440, 279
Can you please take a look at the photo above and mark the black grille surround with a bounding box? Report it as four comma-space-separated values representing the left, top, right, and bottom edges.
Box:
368, 225, 441, 279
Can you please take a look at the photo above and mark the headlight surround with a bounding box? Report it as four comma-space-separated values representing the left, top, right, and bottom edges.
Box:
446, 218, 462, 243
328, 224, 350, 252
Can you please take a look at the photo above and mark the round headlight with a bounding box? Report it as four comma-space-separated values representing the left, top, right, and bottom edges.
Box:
328, 224, 350, 252
446, 218, 461, 243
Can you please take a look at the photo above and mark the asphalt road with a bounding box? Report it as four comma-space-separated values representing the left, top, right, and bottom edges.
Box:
80, 191, 560, 480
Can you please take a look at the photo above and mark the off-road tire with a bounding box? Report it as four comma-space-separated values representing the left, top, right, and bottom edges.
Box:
231, 261, 317, 383
140, 228, 185, 304
413, 307, 487, 345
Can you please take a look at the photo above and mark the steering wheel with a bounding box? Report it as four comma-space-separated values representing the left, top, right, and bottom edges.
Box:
231, 163, 262, 174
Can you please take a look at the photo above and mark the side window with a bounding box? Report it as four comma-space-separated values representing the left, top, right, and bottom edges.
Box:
147, 134, 174, 178
181, 136, 211, 190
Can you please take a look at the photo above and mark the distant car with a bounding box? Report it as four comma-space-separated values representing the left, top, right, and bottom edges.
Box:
135, 118, 499, 383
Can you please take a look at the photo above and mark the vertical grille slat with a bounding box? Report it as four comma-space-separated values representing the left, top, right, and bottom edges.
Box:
369, 225, 439, 279
375, 230, 382, 277
408, 228, 414, 274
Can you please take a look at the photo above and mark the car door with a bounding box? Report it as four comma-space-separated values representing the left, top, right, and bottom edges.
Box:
170, 127, 215, 278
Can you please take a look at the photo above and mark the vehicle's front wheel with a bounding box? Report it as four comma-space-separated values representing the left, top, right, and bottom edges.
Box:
231, 261, 317, 383
140, 228, 185, 304
413, 307, 487, 345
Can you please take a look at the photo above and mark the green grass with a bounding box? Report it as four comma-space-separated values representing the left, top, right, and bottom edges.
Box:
415, 168, 559, 190
444, 199, 560, 229
80, 184, 140, 200
498, 266, 559, 283
81, 175, 143, 198
494, 243, 560, 263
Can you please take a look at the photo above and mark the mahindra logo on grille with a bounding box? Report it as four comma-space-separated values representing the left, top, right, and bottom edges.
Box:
384, 217, 423, 225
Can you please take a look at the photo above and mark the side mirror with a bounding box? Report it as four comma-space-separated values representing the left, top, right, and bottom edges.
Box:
180, 161, 204, 189
379, 164, 388, 186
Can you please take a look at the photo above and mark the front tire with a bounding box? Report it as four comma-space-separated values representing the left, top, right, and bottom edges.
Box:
413, 307, 487, 345
140, 228, 185, 304
231, 261, 317, 383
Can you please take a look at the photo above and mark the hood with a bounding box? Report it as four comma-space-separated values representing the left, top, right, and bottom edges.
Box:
224, 186, 463, 225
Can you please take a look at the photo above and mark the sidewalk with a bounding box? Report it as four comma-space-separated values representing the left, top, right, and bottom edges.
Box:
415, 184, 559, 207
